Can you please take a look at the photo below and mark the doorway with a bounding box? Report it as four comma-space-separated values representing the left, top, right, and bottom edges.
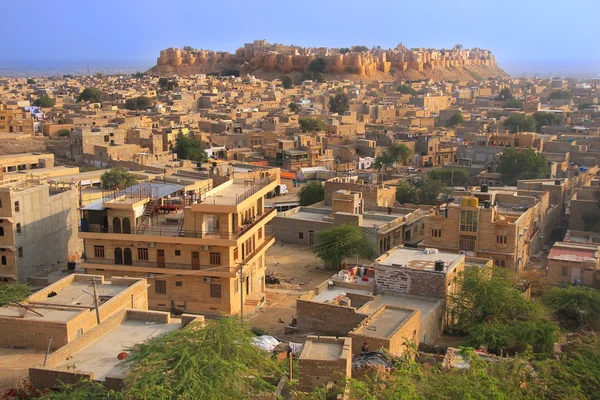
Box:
192, 251, 200, 270
157, 249, 165, 268
308, 230, 315, 245
571, 267, 581, 283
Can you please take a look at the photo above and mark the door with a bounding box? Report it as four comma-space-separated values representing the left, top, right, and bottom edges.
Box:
192, 251, 200, 270
571, 267, 581, 283
308, 230, 315, 245
246, 275, 251, 295
157, 249, 165, 268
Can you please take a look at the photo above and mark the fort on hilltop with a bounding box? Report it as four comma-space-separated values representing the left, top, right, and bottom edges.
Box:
148, 40, 507, 81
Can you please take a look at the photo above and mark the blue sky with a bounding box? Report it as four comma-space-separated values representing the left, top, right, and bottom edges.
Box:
2, 0, 598, 73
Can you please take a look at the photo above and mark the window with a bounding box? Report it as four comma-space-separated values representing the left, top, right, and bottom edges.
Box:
18, 247, 23, 258
233, 247, 239, 260
123, 248, 132, 265
14, 202, 19, 212
431, 229, 442, 238
258, 228, 263, 240
561, 266, 568, 277
175, 250, 181, 256
1, 256, 5, 265
94, 245, 105, 258
138, 248, 149, 261
114, 247, 123, 264
500, 260, 506, 268
459, 210, 478, 232
155, 280, 167, 294
299, 232, 304, 240
175, 281, 182, 287
209, 252, 221, 265
210, 283, 222, 298
0, 227, 3, 237
459, 236, 476, 252
496, 235, 507, 245
15, 223, 21, 234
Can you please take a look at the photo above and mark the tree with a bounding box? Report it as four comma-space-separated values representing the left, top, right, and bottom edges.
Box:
183, 45, 194, 51
396, 180, 420, 204
174, 134, 208, 163
299, 117, 326, 132
427, 168, 470, 186
533, 112, 561, 131
498, 148, 547, 185
549, 90, 571, 100
281, 74, 293, 89
33, 95, 55, 108
308, 58, 325, 74
158, 78, 179, 91
503, 113, 537, 133
543, 286, 600, 330
339, 47, 350, 54
100, 167, 137, 190
454, 44, 463, 50
300, 71, 324, 83
125, 96, 153, 111
415, 175, 451, 205
298, 181, 324, 206
222, 69, 240, 77
374, 143, 413, 172
445, 112, 465, 127
0, 284, 32, 306
504, 99, 523, 109
397, 84, 417, 95
313, 224, 376, 269
131, 72, 146, 78
77, 87, 103, 103
329, 90, 349, 114
288, 102, 298, 113
351, 45, 369, 52
27, 78, 35, 85
498, 88, 514, 101
57, 129, 70, 137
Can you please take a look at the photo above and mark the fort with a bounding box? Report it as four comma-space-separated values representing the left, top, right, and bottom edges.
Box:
149, 40, 506, 80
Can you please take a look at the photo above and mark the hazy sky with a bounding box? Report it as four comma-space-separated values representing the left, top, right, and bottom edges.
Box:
3, 0, 599, 73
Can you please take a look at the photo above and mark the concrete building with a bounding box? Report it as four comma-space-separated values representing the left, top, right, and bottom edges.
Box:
298, 335, 352, 392
0, 106, 35, 135
80, 170, 280, 316
0, 153, 54, 174
547, 242, 599, 287
0, 176, 81, 283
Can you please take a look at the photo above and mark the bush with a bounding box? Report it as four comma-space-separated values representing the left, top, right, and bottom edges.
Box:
33, 95, 55, 108
77, 87, 103, 103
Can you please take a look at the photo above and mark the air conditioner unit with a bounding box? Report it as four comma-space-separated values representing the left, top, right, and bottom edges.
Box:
146, 273, 155, 279
200, 245, 211, 251
202, 277, 212, 283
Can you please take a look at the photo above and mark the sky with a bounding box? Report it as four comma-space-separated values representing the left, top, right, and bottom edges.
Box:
2, 0, 599, 75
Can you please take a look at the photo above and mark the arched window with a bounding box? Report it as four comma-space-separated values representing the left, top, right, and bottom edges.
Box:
114, 248, 123, 265
122, 218, 131, 234
500, 260, 506, 268
0, 227, 4, 237
494, 260, 500, 267
1, 256, 6, 265
123, 248, 133, 265
112, 217, 121, 233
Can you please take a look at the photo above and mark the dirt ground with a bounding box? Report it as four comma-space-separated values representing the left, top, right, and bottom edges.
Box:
0, 136, 50, 155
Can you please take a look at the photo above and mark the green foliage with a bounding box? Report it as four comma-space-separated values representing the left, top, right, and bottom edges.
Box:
33, 95, 55, 108
329, 90, 349, 114
298, 181, 324, 206
0, 284, 32, 306
504, 99, 523, 109
445, 112, 465, 127
374, 143, 413, 171
498, 88, 514, 101
396, 180, 420, 204
396, 84, 417, 95
339, 47, 350, 54
158, 78, 179, 91
313, 224, 376, 269
308, 58, 326, 74
578, 103, 593, 110
543, 286, 600, 330
533, 112, 561, 131
351, 45, 369, 52
498, 148, 547, 185
27, 78, 35, 85
281, 74, 293, 89
62, 74, 74, 79
288, 102, 298, 113
427, 168, 470, 186
549, 90, 571, 100
299, 117, 326, 132
174, 134, 208, 163
454, 44, 463, 50
222, 68, 240, 77
100, 167, 137, 190
299, 71, 324, 83
183, 45, 194, 51
503, 113, 537, 133
131, 72, 146, 78
77, 87, 103, 103
396, 176, 451, 205
57, 129, 70, 137
125, 96, 153, 111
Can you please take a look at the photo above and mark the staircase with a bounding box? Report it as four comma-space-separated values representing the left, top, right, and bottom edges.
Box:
244, 292, 264, 308
136, 198, 157, 234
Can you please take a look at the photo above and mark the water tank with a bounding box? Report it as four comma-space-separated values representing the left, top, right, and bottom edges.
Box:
434, 260, 445, 272
481, 184, 489, 193
461, 197, 479, 208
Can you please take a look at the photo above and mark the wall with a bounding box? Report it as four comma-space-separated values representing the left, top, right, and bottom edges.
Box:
296, 300, 369, 336
298, 336, 352, 392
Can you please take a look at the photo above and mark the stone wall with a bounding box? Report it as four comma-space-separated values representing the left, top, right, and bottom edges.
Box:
298, 336, 352, 392
296, 300, 369, 336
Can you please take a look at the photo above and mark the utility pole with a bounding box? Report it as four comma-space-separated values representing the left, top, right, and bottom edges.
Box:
450, 169, 454, 186
238, 265, 245, 323
91, 279, 101, 325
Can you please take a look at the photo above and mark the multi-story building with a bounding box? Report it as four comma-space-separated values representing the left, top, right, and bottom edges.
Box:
80, 170, 280, 316
0, 176, 81, 284
0, 106, 35, 135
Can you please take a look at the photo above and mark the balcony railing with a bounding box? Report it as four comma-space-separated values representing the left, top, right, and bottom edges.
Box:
82, 258, 236, 273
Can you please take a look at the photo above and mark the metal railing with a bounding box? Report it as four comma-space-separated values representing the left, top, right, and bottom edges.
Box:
83, 258, 236, 273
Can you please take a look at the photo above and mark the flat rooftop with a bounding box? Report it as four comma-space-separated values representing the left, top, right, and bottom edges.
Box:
0, 305, 80, 322
200, 177, 273, 206
361, 308, 411, 338
55, 319, 180, 381
376, 247, 463, 272
285, 207, 400, 228
301, 341, 343, 361
38, 281, 129, 307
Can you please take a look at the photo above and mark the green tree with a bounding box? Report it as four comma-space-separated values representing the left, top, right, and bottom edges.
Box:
131, 72, 146, 78
57, 129, 70, 137
329, 90, 350, 114
498, 88, 514, 101
183, 45, 194, 51
445, 112, 465, 127
124, 96, 153, 111
281, 74, 293, 89
0, 284, 32, 306
33, 95, 55, 108
308, 58, 326, 74
288, 102, 298, 113
313, 224, 376, 269
158, 78, 179, 91
533, 112, 561, 131
222, 69, 240, 77
299, 71, 324, 83
543, 286, 600, 330
339, 47, 350, 54
100, 167, 137, 190
299, 117, 326, 132
504, 99, 523, 109
549, 90, 571, 100
174, 134, 208, 163
415, 175, 451, 205
352, 45, 369, 52
454, 43, 463, 50
298, 181, 325, 206
374, 143, 413, 171
498, 148, 547, 185
427, 168, 470, 186
396, 84, 417, 95
396, 180, 420, 204
27, 78, 35, 85
77, 87, 103, 103
503, 113, 537, 133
